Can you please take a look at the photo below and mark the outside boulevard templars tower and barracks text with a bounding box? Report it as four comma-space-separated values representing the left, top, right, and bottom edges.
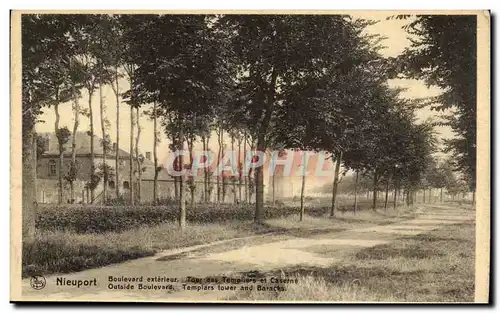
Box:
56, 275, 300, 292
107, 276, 299, 292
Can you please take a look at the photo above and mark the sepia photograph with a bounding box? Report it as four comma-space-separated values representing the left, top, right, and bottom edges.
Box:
10, 10, 490, 303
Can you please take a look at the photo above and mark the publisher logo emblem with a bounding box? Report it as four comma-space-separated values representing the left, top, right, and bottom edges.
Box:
30, 275, 46, 290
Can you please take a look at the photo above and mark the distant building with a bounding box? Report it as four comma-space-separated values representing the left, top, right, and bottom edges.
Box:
36, 131, 293, 204
36, 132, 212, 204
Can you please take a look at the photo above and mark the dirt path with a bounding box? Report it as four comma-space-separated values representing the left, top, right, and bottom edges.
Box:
20, 203, 474, 302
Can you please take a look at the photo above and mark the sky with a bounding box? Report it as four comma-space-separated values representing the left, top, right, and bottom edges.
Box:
34, 13, 454, 190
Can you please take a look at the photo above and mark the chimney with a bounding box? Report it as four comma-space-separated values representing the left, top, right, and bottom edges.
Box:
146, 152, 151, 161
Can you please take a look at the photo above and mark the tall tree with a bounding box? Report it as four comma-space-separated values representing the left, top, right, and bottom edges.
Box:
93, 15, 117, 203
152, 102, 160, 204
98, 84, 110, 202
71, 15, 106, 203
22, 15, 81, 237
135, 107, 142, 202
396, 15, 477, 202
123, 63, 137, 205
129, 15, 225, 227
106, 16, 125, 200
51, 80, 68, 204
220, 15, 379, 223
66, 58, 85, 203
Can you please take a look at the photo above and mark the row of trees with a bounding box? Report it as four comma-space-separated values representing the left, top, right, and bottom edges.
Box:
316, 156, 471, 208
393, 14, 477, 203
22, 14, 476, 238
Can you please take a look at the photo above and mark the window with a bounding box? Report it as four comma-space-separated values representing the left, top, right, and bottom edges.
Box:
48, 160, 56, 176
109, 180, 115, 189
123, 181, 129, 190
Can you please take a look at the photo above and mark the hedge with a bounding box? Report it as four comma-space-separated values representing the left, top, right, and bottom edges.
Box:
36, 203, 330, 234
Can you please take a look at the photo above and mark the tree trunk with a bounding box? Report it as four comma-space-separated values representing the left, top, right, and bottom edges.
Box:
206, 135, 212, 202
253, 131, 266, 223
243, 131, 248, 203
153, 101, 158, 204
22, 121, 37, 241
216, 128, 222, 203
440, 188, 443, 202
188, 137, 195, 207
221, 130, 226, 203
393, 179, 398, 210
254, 157, 264, 223
88, 91, 95, 203
372, 171, 378, 210
423, 188, 426, 203
114, 66, 120, 200
54, 102, 63, 205
384, 172, 391, 210
472, 190, 476, 206
353, 170, 359, 215
174, 173, 179, 200
428, 188, 431, 203
171, 133, 179, 201
129, 106, 135, 205
254, 65, 277, 223
272, 173, 275, 205
135, 107, 141, 203
231, 134, 236, 203
69, 180, 74, 203
99, 84, 108, 203
248, 167, 254, 204
238, 136, 242, 203
70, 83, 80, 203
330, 151, 342, 217
202, 135, 208, 202
299, 150, 307, 221
248, 139, 256, 204
178, 120, 186, 228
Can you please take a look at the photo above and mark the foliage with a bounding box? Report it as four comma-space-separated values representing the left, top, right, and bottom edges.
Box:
55, 127, 71, 151
64, 160, 79, 184
84, 163, 115, 191
35, 203, 328, 234
35, 134, 48, 159
396, 15, 477, 191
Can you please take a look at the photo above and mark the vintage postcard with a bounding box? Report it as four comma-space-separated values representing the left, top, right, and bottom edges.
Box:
10, 10, 490, 303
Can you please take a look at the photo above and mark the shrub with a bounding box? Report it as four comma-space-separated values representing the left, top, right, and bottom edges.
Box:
104, 196, 128, 206
36, 204, 330, 234
155, 196, 178, 205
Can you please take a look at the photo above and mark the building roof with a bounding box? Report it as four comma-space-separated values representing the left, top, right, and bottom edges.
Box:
139, 157, 173, 181
37, 131, 241, 182
38, 131, 175, 181
38, 131, 130, 158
